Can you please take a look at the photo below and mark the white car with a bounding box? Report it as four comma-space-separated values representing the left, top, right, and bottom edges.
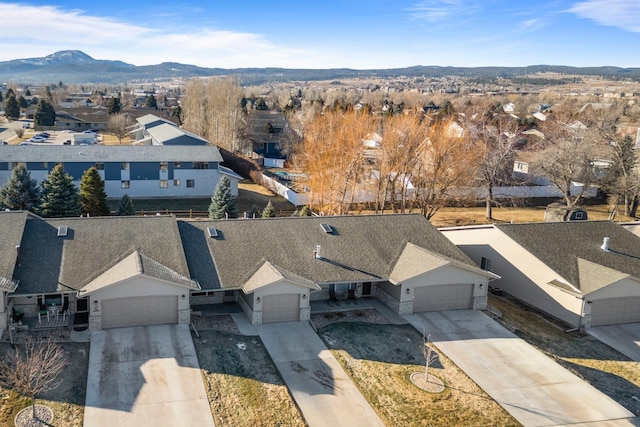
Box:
28, 136, 47, 142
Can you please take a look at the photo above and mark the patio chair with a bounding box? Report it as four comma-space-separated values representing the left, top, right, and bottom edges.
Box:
11, 307, 24, 323
346, 287, 357, 305
61, 300, 70, 321
38, 304, 49, 323
329, 288, 340, 305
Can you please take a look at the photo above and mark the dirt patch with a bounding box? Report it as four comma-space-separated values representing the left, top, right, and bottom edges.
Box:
190, 314, 240, 334
0, 341, 89, 427
192, 330, 305, 427
491, 295, 640, 416
319, 322, 519, 427
311, 308, 390, 329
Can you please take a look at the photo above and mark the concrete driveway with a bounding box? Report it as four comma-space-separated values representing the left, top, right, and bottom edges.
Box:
84, 324, 214, 427
404, 310, 636, 427
588, 323, 640, 362
257, 322, 384, 427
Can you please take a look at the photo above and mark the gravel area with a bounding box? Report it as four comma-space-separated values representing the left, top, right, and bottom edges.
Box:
311, 308, 390, 329
190, 314, 240, 333
410, 371, 445, 393
14, 405, 53, 427
1, 328, 70, 343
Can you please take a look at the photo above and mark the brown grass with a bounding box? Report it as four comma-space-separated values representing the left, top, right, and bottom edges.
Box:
320, 323, 519, 427
490, 295, 640, 415
192, 330, 305, 427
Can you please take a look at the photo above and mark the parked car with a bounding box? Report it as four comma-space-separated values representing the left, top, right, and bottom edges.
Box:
29, 136, 47, 142
19, 142, 32, 145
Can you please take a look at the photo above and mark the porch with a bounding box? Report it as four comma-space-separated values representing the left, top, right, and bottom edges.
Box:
310, 297, 407, 324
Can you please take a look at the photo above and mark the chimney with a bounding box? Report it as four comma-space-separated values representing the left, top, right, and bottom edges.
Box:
314, 245, 321, 259
15, 245, 20, 265
601, 237, 610, 252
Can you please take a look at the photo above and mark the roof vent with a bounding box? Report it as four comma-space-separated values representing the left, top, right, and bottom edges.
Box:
313, 244, 321, 259
207, 227, 218, 238
601, 237, 610, 252
57, 225, 68, 237
320, 223, 333, 233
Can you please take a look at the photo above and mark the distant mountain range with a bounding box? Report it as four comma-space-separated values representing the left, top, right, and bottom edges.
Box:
1, 50, 639, 85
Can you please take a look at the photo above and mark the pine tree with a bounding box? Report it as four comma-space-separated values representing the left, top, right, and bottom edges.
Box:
145, 95, 158, 110
39, 164, 82, 218
262, 200, 275, 218
79, 167, 110, 216
5, 95, 20, 120
116, 194, 135, 216
299, 205, 312, 216
0, 163, 40, 212
208, 176, 237, 219
34, 100, 56, 127
107, 97, 122, 115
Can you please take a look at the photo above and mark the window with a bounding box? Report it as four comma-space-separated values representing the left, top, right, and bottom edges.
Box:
173, 162, 181, 169
193, 162, 209, 170
41, 162, 49, 169
480, 257, 491, 271
574, 211, 585, 220
173, 179, 180, 186
121, 162, 130, 170
160, 161, 168, 172
121, 180, 130, 189
160, 180, 168, 188
335, 283, 349, 292
186, 179, 195, 188
95, 163, 104, 170
224, 290, 235, 297
8, 162, 18, 170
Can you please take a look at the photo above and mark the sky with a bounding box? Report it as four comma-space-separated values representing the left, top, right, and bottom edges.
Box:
0, 0, 639, 69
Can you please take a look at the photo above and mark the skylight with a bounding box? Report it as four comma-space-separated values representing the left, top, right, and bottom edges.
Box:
320, 223, 333, 233
57, 225, 68, 237
207, 227, 218, 238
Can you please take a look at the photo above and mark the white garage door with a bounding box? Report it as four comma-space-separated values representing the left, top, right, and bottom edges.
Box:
590, 297, 640, 326
413, 284, 474, 312
101, 295, 178, 329
262, 294, 300, 323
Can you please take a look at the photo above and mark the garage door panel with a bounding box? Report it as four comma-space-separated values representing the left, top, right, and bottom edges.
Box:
413, 284, 473, 312
262, 294, 300, 323
102, 296, 178, 329
590, 297, 640, 326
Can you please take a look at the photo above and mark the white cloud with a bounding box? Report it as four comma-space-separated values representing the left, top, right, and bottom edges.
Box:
520, 18, 542, 31
569, 0, 640, 32
0, 3, 313, 68
408, 0, 477, 22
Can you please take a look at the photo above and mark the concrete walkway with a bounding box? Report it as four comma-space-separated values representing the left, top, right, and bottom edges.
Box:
257, 322, 385, 427
84, 324, 215, 427
588, 323, 640, 362
405, 310, 636, 427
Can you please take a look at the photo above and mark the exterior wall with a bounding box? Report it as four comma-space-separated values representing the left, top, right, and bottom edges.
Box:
88, 276, 191, 331
190, 291, 224, 305
586, 277, 640, 300
11, 293, 77, 318
442, 226, 584, 327
310, 282, 365, 301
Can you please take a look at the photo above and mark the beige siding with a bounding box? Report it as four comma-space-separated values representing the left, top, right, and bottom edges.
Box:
262, 294, 300, 323
102, 295, 178, 328
590, 296, 640, 326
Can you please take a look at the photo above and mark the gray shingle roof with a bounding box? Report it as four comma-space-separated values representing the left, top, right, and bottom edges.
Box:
496, 221, 640, 294
0, 212, 30, 291
146, 123, 209, 145
0, 145, 223, 163
178, 214, 479, 290
12, 215, 191, 295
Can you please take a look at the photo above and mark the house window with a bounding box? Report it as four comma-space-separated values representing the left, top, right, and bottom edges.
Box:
186, 179, 195, 188
193, 162, 209, 170
335, 283, 349, 292
160, 161, 168, 172
8, 162, 18, 170
160, 180, 168, 188
224, 290, 234, 297
480, 257, 491, 271
41, 162, 49, 169
173, 162, 181, 169
173, 179, 180, 186
574, 211, 585, 220
121, 162, 130, 170
121, 180, 130, 189
95, 163, 104, 170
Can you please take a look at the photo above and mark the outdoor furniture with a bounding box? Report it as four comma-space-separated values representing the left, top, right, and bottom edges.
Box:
38, 304, 49, 323
346, 287, 357, 305
48, 304, 60, 320
329, 288, 340, 305
61, 301, 70, 321
11, 307, 24, 323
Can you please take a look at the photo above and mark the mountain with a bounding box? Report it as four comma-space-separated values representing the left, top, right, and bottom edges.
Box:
1, 50, 639, 85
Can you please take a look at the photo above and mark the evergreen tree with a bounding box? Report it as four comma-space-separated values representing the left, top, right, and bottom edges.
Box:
145, 94, 158, 110
0, 91, 3, 103
208, 176, 237, 219
262, 200, 275, 218
79, 167, 110, 216
5, 88, 15, 98
107, 97, 122, 115
34, 100, 56, 127
39, 164, 82, 218
18, 96, 28, 108
0, 163, 40, 212
25, 89, 31, 96
116, 194, 135, 216
299, 205, 312, 216
5, 95, 20, 120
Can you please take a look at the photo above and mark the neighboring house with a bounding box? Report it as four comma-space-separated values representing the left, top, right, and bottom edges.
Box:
180, 214, 497, 325
1, 213, 497, 331
130, 114, 202, 146
442, 221, 640, 328
247, 111, 291, 160
54, 108, 110, 132
0, 145, 241, 198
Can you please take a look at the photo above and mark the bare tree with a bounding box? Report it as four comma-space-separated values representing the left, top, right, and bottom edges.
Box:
0, 337, 68, 421
107, 113, 133, 144
422, 332, 438, 382
14, 127, 25, 138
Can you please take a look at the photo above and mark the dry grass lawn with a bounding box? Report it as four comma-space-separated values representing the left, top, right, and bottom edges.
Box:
319, 322, 519, 427
490, 295, 640, 416
0, 342, 89, 427
192, 330, 305, 427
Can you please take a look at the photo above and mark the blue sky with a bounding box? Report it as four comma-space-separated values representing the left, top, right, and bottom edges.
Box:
0, 1, 638, 69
